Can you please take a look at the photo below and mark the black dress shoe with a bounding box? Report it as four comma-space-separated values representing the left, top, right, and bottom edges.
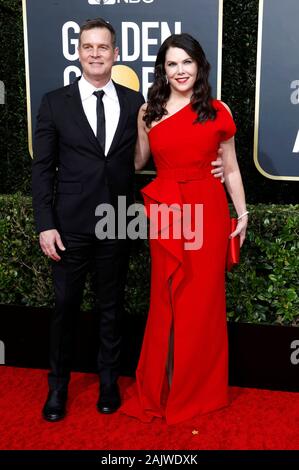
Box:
97, 383, 121, 414
42, 390, 67, 422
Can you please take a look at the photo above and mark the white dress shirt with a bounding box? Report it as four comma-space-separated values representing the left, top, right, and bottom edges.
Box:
78, 75, 120, 156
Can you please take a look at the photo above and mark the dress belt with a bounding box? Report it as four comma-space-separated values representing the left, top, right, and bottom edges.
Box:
157, 167, 212, 181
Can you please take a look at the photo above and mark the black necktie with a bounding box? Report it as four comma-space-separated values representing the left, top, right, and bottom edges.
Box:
93, 90, 106, 153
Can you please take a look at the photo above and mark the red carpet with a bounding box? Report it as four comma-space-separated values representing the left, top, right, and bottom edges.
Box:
0, 366, 298, 450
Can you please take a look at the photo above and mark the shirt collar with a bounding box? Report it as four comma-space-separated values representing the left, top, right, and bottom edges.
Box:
79, 75, 118, 101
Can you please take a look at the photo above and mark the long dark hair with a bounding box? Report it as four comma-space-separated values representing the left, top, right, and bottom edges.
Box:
144, 33, 216, 127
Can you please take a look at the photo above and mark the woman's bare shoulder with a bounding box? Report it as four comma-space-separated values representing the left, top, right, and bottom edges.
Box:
218, 100, 233, 116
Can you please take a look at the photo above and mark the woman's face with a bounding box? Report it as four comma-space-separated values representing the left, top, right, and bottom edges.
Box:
164, 47, 198, 96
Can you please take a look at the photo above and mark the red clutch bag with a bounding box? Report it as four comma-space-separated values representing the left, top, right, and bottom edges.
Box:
226, 218, 240, 271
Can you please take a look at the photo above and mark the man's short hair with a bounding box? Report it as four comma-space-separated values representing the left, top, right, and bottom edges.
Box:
79, 18, 116, 48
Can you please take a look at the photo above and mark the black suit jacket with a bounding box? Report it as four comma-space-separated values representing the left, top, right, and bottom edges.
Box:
32, 78, 144, 234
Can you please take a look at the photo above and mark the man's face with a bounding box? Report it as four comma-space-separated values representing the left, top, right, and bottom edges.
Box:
78, 27, 119, 84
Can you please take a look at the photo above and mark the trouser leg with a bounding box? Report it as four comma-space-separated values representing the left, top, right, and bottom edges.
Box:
93, 238, 129, 386
48, 233, 91, 391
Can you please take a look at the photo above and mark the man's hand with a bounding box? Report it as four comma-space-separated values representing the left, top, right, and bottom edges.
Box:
211, 148, 225, 183
39, 229, 66, 261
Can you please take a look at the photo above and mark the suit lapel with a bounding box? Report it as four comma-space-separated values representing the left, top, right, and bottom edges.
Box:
65, 78, 105, 158
107, 82, 129, 157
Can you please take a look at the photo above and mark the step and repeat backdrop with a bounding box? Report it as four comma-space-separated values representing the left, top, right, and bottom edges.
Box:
254, 0, 299, 180
23, 0, 299, 180
23, 0, 223, 157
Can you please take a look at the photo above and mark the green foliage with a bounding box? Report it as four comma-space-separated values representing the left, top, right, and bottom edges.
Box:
226, 205, 299, 325
0, 193, 150, 313
0, 193, 53, 306
0, 194, 298, 325
0, 0, 31, 194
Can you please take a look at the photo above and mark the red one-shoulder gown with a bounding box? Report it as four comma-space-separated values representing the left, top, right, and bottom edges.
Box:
121, 100, 237, 424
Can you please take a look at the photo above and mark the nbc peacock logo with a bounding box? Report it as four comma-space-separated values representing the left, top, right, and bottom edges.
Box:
89, 0, 116, 4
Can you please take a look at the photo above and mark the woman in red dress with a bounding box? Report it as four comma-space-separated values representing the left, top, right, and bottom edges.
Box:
122, 33, 248, 424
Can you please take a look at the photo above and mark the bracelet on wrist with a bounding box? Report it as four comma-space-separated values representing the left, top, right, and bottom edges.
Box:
237, 211, 249, 220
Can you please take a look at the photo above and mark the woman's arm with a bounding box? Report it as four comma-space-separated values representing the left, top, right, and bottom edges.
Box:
134, 104, 151, 171
220, 103, 248, 246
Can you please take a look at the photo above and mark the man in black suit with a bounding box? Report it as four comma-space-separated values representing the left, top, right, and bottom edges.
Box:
32, 18, 224, 422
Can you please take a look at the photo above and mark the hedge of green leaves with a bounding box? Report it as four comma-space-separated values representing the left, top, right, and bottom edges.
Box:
1, 194, 298, 325
0, 0, 31, 194
0, 0, 298, 203
226, 205, 299, 325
